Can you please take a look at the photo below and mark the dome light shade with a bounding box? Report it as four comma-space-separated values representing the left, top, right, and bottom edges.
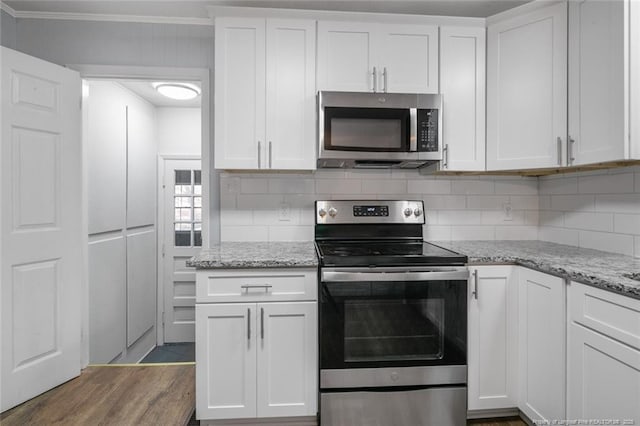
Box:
152, 82, 200, 100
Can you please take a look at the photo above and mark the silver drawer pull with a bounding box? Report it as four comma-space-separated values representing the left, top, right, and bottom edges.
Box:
240, 284, 273, 292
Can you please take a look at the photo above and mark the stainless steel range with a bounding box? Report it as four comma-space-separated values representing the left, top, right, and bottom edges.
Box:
315, 200, 469, 426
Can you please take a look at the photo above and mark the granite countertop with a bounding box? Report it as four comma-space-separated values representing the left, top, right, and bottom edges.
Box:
187, 242, 318, 269
434, 240, 640, 300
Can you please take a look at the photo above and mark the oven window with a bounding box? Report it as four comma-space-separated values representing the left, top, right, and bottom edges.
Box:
324, 107, 410, 152
344, 299, 444, 362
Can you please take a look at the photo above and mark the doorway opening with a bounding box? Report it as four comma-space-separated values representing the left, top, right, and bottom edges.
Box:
82, 77, 202, 365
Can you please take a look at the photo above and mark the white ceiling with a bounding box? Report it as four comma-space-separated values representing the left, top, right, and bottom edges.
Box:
4, 1, 532, 19
115, 80, 202, 108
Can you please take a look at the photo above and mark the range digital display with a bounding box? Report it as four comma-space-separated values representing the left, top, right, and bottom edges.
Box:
353, 205, 389, 217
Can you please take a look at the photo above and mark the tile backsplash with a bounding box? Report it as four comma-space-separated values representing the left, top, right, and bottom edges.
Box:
538, 166, 640, 258
220, 169, 540, 243
220, 165, 640, 258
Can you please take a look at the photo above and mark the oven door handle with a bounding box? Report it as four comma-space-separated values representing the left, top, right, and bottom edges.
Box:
321, 268, 469, 282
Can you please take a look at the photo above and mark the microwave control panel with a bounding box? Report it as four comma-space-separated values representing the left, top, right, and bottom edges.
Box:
417, 109, 438, 152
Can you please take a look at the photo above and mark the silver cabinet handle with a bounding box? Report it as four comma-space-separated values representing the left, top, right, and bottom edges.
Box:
472, 270, 478, 300
240, 284, 273, 292
260, 307, 264, 340
247, 308, 251, 341
372, 67, 377, 92
568, 135, 576, 165
442, 144, 449, 169
257, 140, 262, 169
268, 141, 272, 168
383, 67, 388, 93
556, 136, 563, 166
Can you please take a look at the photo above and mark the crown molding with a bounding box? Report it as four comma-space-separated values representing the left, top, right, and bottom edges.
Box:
0, 1, 17, 17
207, 5, 486, 27
2, 7, 212, 26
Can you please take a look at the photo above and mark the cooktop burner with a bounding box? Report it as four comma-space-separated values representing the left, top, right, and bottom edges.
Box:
316, 240, 467, 267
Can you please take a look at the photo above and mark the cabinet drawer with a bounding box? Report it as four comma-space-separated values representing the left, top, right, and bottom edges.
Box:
196, 268, 317, 303
569, 281, 640, 351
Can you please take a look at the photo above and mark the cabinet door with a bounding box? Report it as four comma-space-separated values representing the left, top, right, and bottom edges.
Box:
256, 302, 318, 418
567, 323, 640, 423
214, 18, 266, 169
266, 19, 316, 170
468, 266, 518, 411
518, 268, 565, 423
317, 21, 375, 92
196, 304, 257, 420
440, 26, 486, 171
377, 24, 438, 94
568, 0, 626, 165
487, 3, 567, 170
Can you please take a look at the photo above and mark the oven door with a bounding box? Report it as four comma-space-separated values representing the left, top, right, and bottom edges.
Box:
319, 267, 468, 388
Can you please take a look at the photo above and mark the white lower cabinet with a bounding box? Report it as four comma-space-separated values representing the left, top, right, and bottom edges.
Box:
195, 269, 318, 423
518, 267, 566, 424
467, 266, 518, 412
567, 282, 640, 424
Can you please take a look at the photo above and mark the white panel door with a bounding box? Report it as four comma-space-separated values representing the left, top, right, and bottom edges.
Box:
468, 266, 518, 411
440, 26, 486, 171
518, 268, 566, 423
86, 81, 126, 234
126, 229, 156, 347
317, 21, 375, 92
196, 303, 257, 420
487, 3, 567, 170
126, 93, 156, 227
88, 236, 126, 364
266, 19, 316, 170
1, 46, 82, 411
214, 17, 266, 169
567, 323, 640, 423
568, 0, 626, 165
378, 24, 439, 94
162, 158, 202, 343
256, 302, 317, 418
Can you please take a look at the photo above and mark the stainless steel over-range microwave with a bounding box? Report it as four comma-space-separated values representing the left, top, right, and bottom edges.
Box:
317, 91, 442, 169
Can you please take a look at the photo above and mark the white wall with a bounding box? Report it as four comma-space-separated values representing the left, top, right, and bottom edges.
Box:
538, 166, 640, 258
157, 107, 201, 156
220, 170, 540, 242
0, 10, 17, 49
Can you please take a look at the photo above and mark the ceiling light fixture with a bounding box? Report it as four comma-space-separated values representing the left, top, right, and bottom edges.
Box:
152, 82, 201, 100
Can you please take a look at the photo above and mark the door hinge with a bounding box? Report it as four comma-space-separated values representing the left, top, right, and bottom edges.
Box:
162, 243, 165, 258
162, 312, 165, 326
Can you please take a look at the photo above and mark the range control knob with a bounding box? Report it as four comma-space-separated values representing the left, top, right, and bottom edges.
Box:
328, 207, 338, 218
414, 208, 423, 217
404, 208, 413, 217
318, 208, 327, 218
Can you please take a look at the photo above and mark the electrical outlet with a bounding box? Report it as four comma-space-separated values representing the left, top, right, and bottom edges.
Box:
502, 201, 513, 221
278, 203, 291, 221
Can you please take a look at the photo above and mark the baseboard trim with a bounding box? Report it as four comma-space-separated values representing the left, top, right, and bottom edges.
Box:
467, 407, 520, 419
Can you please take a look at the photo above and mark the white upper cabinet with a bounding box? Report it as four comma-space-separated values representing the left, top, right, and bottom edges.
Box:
439, 26, 486, 171
215, 18, 266, 170
568, 0, 634, 165
214, 17, 316, 170
317, 21, 438, 93
487, 3, 567, 170
265, 19, 316, 170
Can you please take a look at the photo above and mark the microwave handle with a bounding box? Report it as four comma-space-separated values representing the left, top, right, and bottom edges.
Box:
409, 108, 417, 152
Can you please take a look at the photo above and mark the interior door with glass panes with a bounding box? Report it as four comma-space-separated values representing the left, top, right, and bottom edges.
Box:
162, 158, 201, 343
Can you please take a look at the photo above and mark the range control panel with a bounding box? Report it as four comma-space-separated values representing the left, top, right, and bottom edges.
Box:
417, 109, 439, 152
353, 205, 389, 217
316, 200, 425, 225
